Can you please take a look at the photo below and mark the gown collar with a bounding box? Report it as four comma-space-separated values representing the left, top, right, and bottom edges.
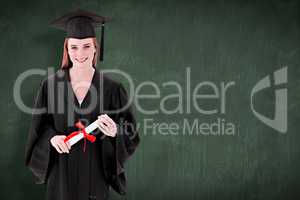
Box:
62, 67, 99, 107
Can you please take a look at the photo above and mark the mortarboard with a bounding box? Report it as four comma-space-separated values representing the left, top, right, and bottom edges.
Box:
50, 9, 109, 61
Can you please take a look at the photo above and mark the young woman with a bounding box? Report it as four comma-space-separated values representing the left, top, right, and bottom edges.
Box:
25, 9, 140, 200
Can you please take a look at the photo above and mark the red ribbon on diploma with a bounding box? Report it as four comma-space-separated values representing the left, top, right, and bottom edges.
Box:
64, 121, 96, 152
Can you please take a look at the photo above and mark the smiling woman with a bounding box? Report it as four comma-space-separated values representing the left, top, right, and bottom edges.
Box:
24, 9, 140, 200
62, 37, 99, 69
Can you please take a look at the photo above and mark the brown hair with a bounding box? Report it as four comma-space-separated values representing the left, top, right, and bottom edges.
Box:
61, 37, 99, 69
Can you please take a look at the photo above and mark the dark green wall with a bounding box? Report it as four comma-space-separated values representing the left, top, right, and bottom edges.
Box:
1, 0, 299, 199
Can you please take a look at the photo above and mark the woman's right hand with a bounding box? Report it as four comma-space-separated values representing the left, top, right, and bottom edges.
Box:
50, 135, 71, 154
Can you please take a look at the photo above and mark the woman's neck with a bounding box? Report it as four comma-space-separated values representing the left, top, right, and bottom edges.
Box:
69, 65, 95, 82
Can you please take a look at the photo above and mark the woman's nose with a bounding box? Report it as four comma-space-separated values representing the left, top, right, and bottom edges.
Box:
77, 48, 84, 55
76, 49, 86, 57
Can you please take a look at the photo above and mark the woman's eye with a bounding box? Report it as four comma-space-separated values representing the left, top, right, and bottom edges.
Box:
71, 47, 77, 50
84, 46, 91, 49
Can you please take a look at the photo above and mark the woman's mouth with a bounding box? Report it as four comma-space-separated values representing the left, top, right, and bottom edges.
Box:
75, 57, 88, 63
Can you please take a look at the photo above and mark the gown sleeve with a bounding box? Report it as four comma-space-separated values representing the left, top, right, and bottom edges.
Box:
24, 79, 57, 184
102, 82, 140, 195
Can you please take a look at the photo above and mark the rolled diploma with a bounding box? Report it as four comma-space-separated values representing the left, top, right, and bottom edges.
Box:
67, 120, 107, 146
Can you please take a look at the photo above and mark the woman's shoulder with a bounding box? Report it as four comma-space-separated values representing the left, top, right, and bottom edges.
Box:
98, 70, 123, 89
40, 68, 124, 90
37, 69, 65, 88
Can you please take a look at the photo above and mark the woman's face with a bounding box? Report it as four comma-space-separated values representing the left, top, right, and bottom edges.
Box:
67, 38, 96, 67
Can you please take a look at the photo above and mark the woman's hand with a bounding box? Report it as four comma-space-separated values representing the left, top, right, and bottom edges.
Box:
96, 114, 117, 137
50, 135, 71, 153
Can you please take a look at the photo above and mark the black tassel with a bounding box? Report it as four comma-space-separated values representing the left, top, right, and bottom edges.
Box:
99, 22, 105, 61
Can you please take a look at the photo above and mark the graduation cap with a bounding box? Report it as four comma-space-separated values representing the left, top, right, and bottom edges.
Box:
50, 9, 109, 61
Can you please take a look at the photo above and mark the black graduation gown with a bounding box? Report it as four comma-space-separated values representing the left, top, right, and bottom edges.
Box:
24, 68, 140, 200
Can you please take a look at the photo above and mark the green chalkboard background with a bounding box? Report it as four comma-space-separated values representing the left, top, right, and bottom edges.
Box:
1, 0, 299, 199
